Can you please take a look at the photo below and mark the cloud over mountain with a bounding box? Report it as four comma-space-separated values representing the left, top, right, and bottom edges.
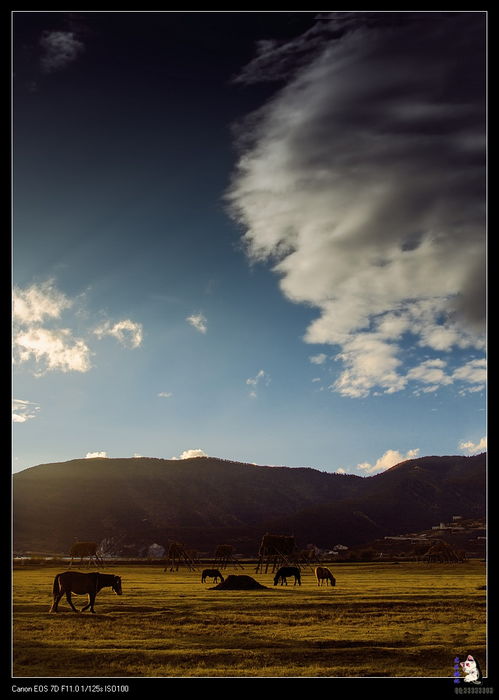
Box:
356, 448, 420, 475
171, 449, 208, 460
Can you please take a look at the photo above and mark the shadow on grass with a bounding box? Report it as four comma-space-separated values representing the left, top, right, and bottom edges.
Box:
13, 636, 467, 678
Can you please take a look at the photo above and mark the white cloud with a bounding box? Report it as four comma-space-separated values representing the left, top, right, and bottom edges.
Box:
94, 319, 143, 349
246, 369, 271, 397
331, 333, 406, 398
459, 436, 487, 454
158, 391, 173, 398
12, 399, 40, 423
85, 451, 108, 459
14, 327, 92, 375
13, 280, 144, 375
406, 359, 453, 388
336, 467, 347, 474
309, 353, 327, 365
171, 449, 208, 460
357, 448, 420, 475
186, 313, 207, 334
246, 369, 270, 386
39, 30, 84, 73
228, 13, 486, 399
13, 280, 72, 324
452, 359, 486, 394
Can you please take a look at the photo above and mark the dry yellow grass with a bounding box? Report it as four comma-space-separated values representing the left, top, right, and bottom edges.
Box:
12, 561, 487, 678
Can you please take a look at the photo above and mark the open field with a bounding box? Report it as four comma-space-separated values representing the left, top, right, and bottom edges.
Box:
12, 561, 487, 678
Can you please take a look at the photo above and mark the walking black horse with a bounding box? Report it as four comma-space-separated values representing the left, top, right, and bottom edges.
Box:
50, 571, 122, 613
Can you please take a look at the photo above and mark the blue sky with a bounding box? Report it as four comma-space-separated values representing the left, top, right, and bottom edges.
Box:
12, 12, 487, 475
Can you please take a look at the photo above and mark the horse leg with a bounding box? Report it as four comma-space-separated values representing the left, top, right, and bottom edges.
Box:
65, 591, 79, 612
89, 593, 96, 613
82, 593, 96, 613
50, 592, 63, 612
81, 591, 96, 612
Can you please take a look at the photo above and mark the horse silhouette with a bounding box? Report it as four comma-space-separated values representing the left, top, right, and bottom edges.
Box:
50, 571, 122, 613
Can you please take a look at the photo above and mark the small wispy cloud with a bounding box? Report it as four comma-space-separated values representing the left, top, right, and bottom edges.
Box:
356, 448, 420, 475
94, 319, 143, 349
309, 353, 327, 365
39, 30, 84, 73
171, 449, 208, 460
12, 399, 40, 423
85, 451, 108, 459
246, 369, 271, 398
459, 436, 487, 455
158, 391, 173, 398
186, 312, 207, 334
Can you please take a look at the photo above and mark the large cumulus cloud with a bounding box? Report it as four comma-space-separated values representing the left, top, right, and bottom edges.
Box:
227, 12, 486, 397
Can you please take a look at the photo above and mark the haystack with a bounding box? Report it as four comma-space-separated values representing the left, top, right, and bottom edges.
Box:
210, 574, 268, 590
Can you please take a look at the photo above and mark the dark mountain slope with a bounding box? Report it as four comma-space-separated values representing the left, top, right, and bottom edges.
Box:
13, 456, 361, 552
13, 453, 486, 554
264, 454, 486, 547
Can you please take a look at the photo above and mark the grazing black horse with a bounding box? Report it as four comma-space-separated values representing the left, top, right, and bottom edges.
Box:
273, 566, 301, 586
50, 571, 122, 613
201, 568, 224, 583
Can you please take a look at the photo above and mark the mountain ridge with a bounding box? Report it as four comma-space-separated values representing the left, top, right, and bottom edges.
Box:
13, 453, 486, 554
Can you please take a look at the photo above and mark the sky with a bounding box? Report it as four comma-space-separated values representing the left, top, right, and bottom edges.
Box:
12, 11, 487, 476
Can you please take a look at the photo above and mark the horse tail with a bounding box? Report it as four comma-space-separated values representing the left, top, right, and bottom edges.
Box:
52, 573, 61, 596
49, 574, 62, 612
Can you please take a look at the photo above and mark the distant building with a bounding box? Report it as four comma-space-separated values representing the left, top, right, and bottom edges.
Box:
147, 543, 165, 559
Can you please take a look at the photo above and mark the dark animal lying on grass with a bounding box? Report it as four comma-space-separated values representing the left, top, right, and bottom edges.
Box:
201, 568, 224, 583
315, 566, 336, 587
210, 574, 268, 590
50, 571, 122, 613
273, 566, 301, 586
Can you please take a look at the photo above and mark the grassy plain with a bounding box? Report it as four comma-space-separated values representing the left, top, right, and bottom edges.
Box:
12, 561, 486, 678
